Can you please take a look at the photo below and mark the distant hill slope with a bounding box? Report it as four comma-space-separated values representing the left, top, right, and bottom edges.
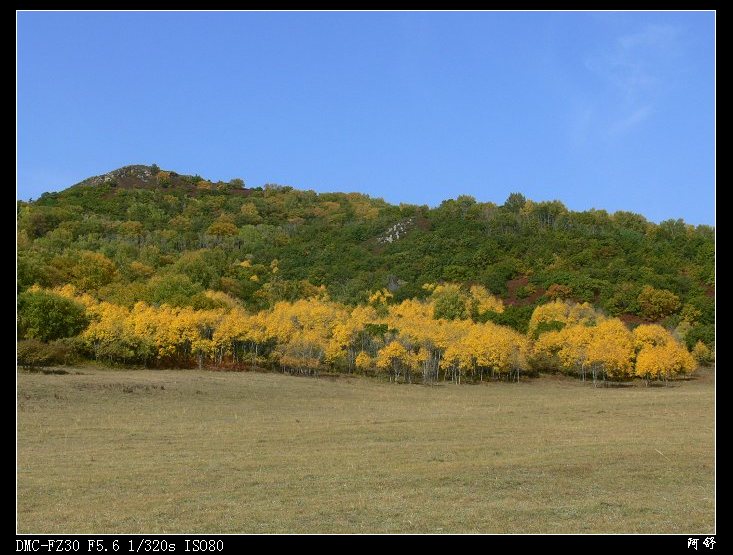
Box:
17, 165, 714, 343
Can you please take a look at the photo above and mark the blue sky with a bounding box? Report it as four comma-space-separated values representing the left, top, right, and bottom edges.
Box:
17, 11, 714, 225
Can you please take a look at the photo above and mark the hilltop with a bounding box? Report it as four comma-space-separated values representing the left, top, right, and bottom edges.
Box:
70, 164, 252, 196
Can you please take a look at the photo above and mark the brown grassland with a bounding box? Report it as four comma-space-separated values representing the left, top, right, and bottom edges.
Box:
17, 367, 714, 533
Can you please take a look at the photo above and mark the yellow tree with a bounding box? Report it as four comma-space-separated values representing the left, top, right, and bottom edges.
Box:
376, 341, 409, 382
556, 326, 593, 379
635, 343, 695, 383
173, 307, 224, 368
586, 319, 634, 383
355, 351, 374, 373
383, 298, 443, 382
213, 308, 254, 364
632, 323, 673, 350
328, 308, 373, 372
528, 300, 602, 337
434, 319, 471, 383
632, 322, 696, 382
80, 299, 158, 365
468, 285, 504, 316
368, 288, 393, 316
530, 324, 593, 379
441, 338, 473, 384
485, 325, 529, 382
265, 298, 348, 375
692, 341, 714, 366
530, 329, 564, 374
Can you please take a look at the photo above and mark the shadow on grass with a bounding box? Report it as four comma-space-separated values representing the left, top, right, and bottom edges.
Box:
21, 367, 70, 375
597, 381, 635, 388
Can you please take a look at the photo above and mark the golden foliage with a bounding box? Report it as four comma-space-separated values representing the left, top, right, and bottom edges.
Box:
355, 351, 373, 371
368, 288, 393, 305
633, 324, 673, 350
468, 285, 504, 315
692, 341, 714, 366
528, 300, 602, 336
635, 342, 695, 381
586, 319, 634, 379
376, 341, 409, 374
207, 221, 239, 237
32, 284, 699, 384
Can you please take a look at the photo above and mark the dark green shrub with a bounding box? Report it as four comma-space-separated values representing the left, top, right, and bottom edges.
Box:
18, 290, 88, 341
17, 339, 79, 368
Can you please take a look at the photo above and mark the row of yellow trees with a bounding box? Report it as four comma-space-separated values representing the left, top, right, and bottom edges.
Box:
42, 285, 697, 384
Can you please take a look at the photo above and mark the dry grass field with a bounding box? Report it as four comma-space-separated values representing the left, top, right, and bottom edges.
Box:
17, 367, 715, 533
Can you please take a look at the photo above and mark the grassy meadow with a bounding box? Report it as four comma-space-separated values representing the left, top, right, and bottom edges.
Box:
17, 367, 714, 533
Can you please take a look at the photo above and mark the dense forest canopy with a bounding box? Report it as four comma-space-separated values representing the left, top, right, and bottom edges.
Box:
17, 165, 714, 377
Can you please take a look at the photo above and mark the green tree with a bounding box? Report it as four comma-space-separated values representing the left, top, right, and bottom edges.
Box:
72, 251, 117, 291
240, 203, 262, 224
207, 221, 239, 237
638, 285, 681, 321
18, 290, 88, 341
144, 274, 204, 307
503, 192, 527, 213
433, 286, 468, 320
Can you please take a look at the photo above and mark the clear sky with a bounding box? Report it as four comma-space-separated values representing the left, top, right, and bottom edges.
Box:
17, 11, 714, 225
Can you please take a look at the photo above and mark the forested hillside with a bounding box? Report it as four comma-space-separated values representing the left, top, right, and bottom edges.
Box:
17, 165, 714, 379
